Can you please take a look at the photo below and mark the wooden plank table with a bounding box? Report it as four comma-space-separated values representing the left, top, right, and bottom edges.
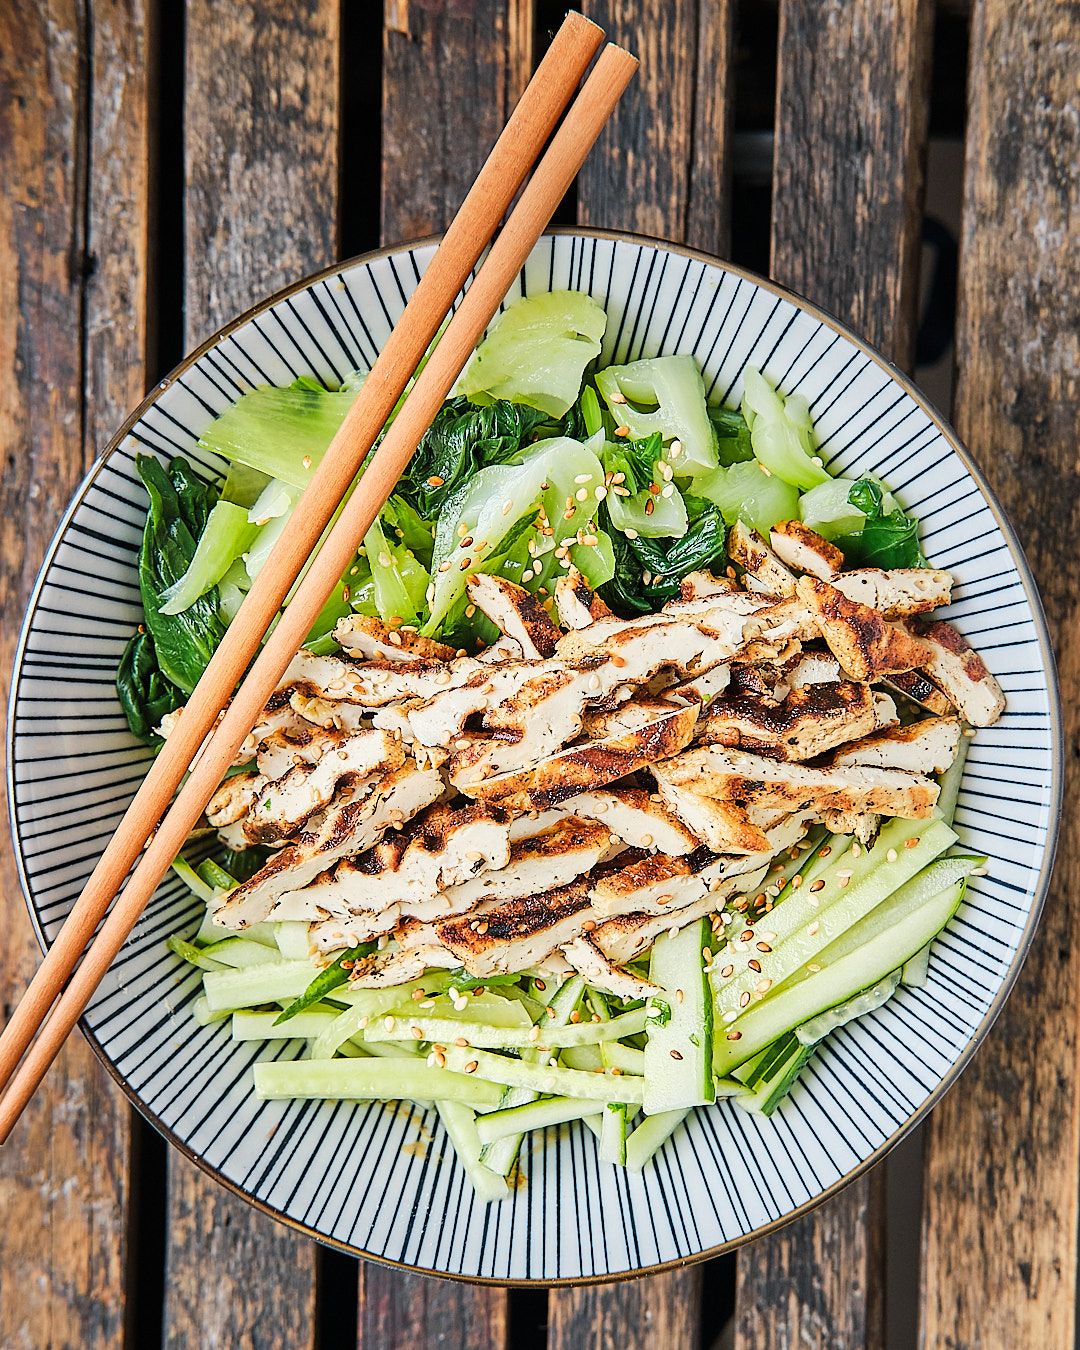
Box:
0, 2, 1075, 1345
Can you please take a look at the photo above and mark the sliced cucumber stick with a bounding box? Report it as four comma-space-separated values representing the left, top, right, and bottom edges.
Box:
644, 917, 714, 1115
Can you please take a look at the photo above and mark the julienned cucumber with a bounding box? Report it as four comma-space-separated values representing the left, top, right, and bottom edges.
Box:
203, 959, 319, 1011
253, 1056, 503, 1108
644, 917, 714, 1115
712, 818, 955, 1019
734, 1033, 816, 1117
360, 1006, 647, 1050
713, 878, 967, 1075
479, 975, 586, 1177
795, 970, 901, 1046
624, 1109, 690, 1171
442, 1045, 645, 1105
475, 1096, 603, 1144
436, 1100, 509, 1204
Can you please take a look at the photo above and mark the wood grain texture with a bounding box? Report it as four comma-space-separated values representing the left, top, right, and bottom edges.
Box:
163, 1, 341, 1342
547, 1266, 703, 1350
183, 0, 341, 345
357, 1263, 508, 1350
735, 4, 932, 1346
0, 0, 151, 1344
920, 5, 1080, 1347
770, 0, 933, 368
381, 0, 532, 244
577, 0, 735, 254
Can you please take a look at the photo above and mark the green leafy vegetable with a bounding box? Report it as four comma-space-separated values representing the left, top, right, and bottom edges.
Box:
708, 405, 755, 465
601, 504, 726, 609
595, 355, 718, 475
197, 377, 361, 488
741, 367, 830, 490
842, 477, 927, 569
798, 477, 868, 541
273, 944, 374, 1025
405, 397, 552, 516
454, 290, 608, 417
691, 457, 801, 537
116, 627, 182, 742
160, 500, 257, 615
222, 846, 274, 883
134, 455, 225, 695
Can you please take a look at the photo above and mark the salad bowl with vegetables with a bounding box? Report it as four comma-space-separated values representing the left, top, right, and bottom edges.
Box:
8, 230, 1059, 1282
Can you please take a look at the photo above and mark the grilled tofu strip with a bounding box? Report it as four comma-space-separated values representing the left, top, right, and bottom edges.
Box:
553, 786, 700, 855
829, 568, 952, 618
560, 937, 661, 999
457, 703, 699, 811
347, 946, 461, 987
436, 878, 595, 976
664, 664, 732, 709
245, 729, 406, 844
433, 816, 611, 915
334, 614, 456, 663
648, 772, 772, 854
881, 669, 952, 716
695, 680, 879, 760
277, 648, 486, 708
467, 573, 561, 659
287, 689, 371, 733
213, 762, 445, 929
592, 892, 722, 965
206, 772, 258, 828
828, 716, 962, 775
769, 520, 845, 579
659, 744, 939, 818
902, 618, 1006, 726
554, 566, 615, 629
796, 576, 931, 680
727, 520, 798, 597
157, 696, 308, 769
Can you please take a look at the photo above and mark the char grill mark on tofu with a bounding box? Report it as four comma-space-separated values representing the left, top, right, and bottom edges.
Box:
256, 724, 351, 780
882, 668, 953, 716
770, 520, 845, 579
244, 729, 407, 845
333, 613, 457, 664
592, 892, 723, 964
670, 570, 736, 603
277, 648, 486, 708
727, 520, 798, 598
206, 771, 259, 827
436, 878, 595, 975
288, 689, 370, 733
553, 786, 700, 855
348, 946, 461, 987
589, 851, 705, 917
828, 715, 962, 775
212, 762, 445, 929
554, 566, 615, 629
659, 744, 940, 818
796, 576, 931, 680
903, 617, 1006, 726
664, 664, 732, 708
457, 703, 699, 812
695, 680, 879, 760
434, 815, 612, 914
560, 936, 661, 999
467, 573, 561, 659
649, 769, 772, 853
157, 699, 308, 769
829, 568, 953, 618
555, 606, 768, 674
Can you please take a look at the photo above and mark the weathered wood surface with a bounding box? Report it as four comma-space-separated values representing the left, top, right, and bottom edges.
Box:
770, 0, 933, 371
577, 0, 735, 255
162, 1, 340, 1343
547, 1267, 703, 1350
358, 1263, 509, 1349
734, 4, 932, 1347
0, 0, 150, 1345
381, 0, 532, 247
920, 5, 1080, 1347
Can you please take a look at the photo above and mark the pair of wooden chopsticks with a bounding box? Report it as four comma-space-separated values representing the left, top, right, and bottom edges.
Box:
0, 14, 637, 1143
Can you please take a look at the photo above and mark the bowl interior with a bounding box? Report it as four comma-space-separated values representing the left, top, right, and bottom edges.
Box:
7, 230, 1059, 1281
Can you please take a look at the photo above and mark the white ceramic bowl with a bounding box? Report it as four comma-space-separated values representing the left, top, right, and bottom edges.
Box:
7, 230, 1061, 1282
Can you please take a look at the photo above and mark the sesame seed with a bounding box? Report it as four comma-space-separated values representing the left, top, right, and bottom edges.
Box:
887, 848, 899, 862
756, 941, 772, 953
574, 473, 592, 484
838, 876, 850, 888
756, 979, 772, 994
748, 959, 761, 973
569, 1010, 581, 1023
594, 486, 607, 501
759, 462, 773, 477
546, 1006, 556, 1019
670, 1049, 684, 1061
610, 392, 627, 404
645, 499, 655, 515
807, 921, 820, 936
904, 836, 921, 848
575, 488, 589, 501
739, 929, 755, 942
378, 551, 392, 567
534, 979, 547, 991
625, 528, 639, 539
427, 475, 445, 487
661, 484, 675, 498
726, 1030, 742, 1041
459, 535, 473, 549
810, 879, 825, 892
438, 560, 451, 572
851, 843, 862, 858
460, 556, 472, 570
615, 425, 630, 437
722, 1009, 738, 1023
963, 726, 977, 737
703, 946, 713, 963
528, 1025, 541, 1042
675, 989, 684, 1004
383, 1016, 396, 1032
302, 455, 312, 470
411, 989, 426, 1001
464, 1060, 478, 1073
591, 1013, 602, 1023
807, 962, 821, 973
410, 1025, 424, 1039
640, 833, 654, 847
720, 964, 734, 979
792, 874, 803, 889
818, 846, 832, 858
358, 1016, 369, 1029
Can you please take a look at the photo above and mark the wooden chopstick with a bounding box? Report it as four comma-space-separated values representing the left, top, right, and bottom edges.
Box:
0, 39, 638, 1142
0, 8, 601, 1108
